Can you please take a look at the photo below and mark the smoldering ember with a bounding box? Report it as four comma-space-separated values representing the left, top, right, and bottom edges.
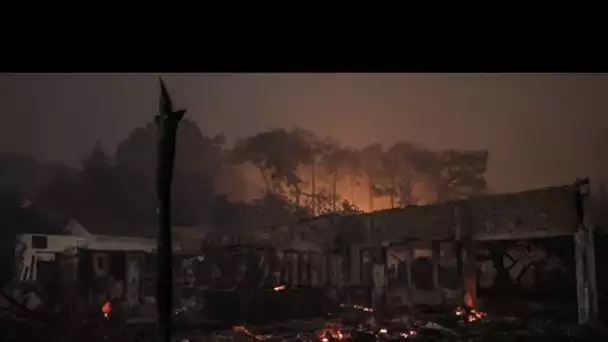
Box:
2, 74, 608, 342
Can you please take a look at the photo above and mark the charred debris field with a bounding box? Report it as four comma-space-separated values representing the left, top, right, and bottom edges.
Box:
2, 285, 606, 342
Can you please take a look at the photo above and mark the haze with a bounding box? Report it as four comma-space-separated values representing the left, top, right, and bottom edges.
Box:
2, 73, 607, 194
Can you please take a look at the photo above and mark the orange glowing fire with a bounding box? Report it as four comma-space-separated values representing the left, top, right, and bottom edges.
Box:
316, 321, 348, 341
102, 300, 111, 318
273, 284, 286, 291
455, 306, 486, 322
318, 325, 347, 341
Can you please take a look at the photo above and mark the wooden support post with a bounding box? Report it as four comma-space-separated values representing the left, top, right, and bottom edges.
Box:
337, 255, 345, 289
582, 188, 599, 323
382, 243, 389, 307
309, 252, 317, 287
586, 231, 598, 320
370, 247, 386, 310
299, 251, 308, 286
575, 229, 598, 324
371, 263, 384, 309
291, 252, 299, 286
361, 249, 372, 286
306, 252, 313, 287
329, 255, 336, 287
278, 251, 287, 285
350, 245, 361, 286
432, 241, 440, 290
573, 178, 599, 325
454, 240, 464, 306
454, 205, 467, 307
126, 253, 142, 308
405, 247, 414, 309
575, 230, 589, 324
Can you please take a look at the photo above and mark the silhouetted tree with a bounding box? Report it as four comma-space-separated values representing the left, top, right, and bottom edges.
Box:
437, 150, 489, 201
0, 153, 65, 199
115, 119, 224, 225
321, 144, 352, 211
232, 128, 312, 204
342, 148, 363, 207
81, 142, 129, 218
37, 143, 131, 228
381, 142, 423, 207
360, 143, 384, 211
297, 129, 333, 215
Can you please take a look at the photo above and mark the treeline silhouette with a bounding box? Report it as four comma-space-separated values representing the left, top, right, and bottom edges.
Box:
0, 119, 489, 235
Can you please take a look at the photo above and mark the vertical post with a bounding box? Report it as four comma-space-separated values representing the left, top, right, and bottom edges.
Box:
381, 242, 389, 307
404, 247, 414, 309
337, 255, 345, 289
582, 190, 598, 323
574, 230, 589, 324
574, 178, 598, 325
310, 252, 318, 287
431, 241, 441, 290
368, 177, 374, 212
274, 250, 282, 285
292, 252, 299, 286
371, 257, 385, 309
575, 227, 598, 324
454, 206, 467, 307
311, 162, 316, 216
300, 251, 309, 286
389, 155, 396, 208
332, 173, 337, 212
350, 245, 361, 286
455, 242, 464, 305
156, 78, 185, 342
284, 251, 291, 285
586, 230, 598, 320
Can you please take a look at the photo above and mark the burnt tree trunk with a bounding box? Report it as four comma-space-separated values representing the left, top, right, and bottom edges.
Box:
368, 176, 374, 212
332, 171, 337, 212
311, 161, 316, 215
156, 78, 185, 342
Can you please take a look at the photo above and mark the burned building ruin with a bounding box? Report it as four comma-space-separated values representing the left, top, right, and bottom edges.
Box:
7, 180, 602, 327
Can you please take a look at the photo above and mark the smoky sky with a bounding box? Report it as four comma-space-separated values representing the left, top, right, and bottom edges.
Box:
2, 73, 608, 194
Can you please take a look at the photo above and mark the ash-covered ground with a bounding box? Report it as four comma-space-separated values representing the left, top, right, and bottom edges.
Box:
3, 287, 607, 342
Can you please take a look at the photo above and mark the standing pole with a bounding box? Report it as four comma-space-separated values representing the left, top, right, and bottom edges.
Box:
156, 78, 185, 342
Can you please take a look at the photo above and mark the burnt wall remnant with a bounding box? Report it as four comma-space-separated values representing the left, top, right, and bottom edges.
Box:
293, 180, 598, 325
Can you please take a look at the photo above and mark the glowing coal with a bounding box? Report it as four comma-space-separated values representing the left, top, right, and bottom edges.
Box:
455, 306, 487, 323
